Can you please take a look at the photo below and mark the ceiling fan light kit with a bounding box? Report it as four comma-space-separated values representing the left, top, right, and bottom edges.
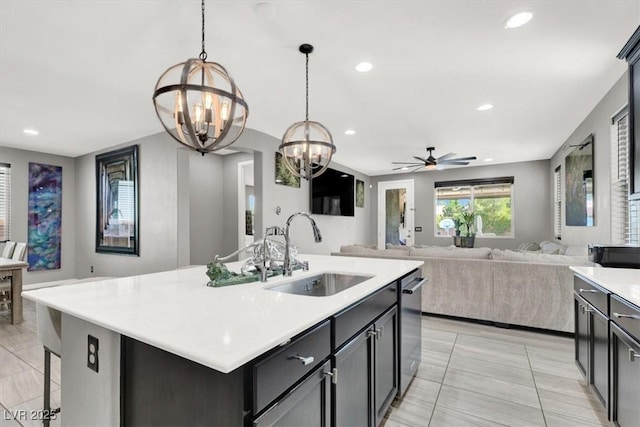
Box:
152, 0, 249, 155
391, 146, 477, 172
279, 44, 336, 180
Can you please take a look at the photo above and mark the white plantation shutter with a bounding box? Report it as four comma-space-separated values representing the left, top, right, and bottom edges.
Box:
610, 110, 637, 244
0, 163, 10, 241
554, 166, 562, 240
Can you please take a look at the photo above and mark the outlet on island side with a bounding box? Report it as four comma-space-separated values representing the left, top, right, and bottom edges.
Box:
87, 335, 99, 373
90, 265, 94, 274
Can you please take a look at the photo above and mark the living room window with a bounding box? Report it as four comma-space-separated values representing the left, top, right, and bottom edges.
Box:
611, 108, 639, 244
0, 163, 11, 242
554, 166, 562, 240
434, 177, 514, 238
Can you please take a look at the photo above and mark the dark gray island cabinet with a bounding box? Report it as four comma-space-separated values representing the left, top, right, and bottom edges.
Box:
123, 279, 402, 427
572, 267, 640, 427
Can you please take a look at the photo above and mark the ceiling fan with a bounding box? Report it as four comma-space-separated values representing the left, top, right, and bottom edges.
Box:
392, 147, 477, 172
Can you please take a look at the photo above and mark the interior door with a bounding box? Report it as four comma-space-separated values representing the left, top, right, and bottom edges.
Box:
377, 180, 415, 249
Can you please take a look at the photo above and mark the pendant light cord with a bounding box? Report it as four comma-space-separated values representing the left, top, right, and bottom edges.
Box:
199, 0, 207, 61
305, 52, 309, 122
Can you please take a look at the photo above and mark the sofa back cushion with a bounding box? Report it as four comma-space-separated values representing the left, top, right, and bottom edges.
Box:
491, 248, 593, 265
385, 244, 412, 252
409, 246, 492, 259
517, 242, 541, 252
340, 244, 377, 254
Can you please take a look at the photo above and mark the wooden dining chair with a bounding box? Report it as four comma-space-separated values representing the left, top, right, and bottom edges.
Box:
0, 242, 27, 311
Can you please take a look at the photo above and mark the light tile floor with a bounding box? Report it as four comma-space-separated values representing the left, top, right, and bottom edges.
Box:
385, 316, 613, 427
0, 301, 611, 426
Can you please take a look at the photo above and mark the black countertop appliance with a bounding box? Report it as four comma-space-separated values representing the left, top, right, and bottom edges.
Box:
588, 244, 640, 269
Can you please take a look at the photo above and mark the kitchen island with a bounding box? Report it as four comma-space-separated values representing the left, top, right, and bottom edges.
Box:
24, 254, 423, 426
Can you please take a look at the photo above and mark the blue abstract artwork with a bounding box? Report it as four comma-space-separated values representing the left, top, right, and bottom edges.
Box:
28, 163, 62, 271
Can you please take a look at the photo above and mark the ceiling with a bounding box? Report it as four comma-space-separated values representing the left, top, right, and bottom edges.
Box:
1, 1, 638, 176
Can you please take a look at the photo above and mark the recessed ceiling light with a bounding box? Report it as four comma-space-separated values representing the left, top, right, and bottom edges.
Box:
477, 104, 493, 111
484, 158, 493, 162
344, 129, 356, 135
504, 11, 533, 29
23, 129, 39, 135
355, 62, 373, 72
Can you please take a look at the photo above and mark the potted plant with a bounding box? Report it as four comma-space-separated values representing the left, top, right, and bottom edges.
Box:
453, 218, 461, 236
453, 211, 475, 248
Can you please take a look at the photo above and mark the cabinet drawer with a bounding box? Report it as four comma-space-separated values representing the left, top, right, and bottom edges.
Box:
574, 276, 609, 315
335, 282, 397, 349
611, 295, 640, 342
253, 320, 331, 415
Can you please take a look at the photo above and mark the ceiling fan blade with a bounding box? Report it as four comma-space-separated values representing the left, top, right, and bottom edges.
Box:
392, 166, 413, 170
391, 162, 422, 165
441, 161, 471, 165
411, 165, 424, 173
440, 156, 477, 162
413, 156, 428, 163
436, 152, 455, 162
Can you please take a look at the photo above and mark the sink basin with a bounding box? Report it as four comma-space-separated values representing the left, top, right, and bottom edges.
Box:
267, 272, 374, 297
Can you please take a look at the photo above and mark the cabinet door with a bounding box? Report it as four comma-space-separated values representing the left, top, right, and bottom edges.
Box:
575, 296, 589, 377
254, 361, 331, 427
334, 327, 374, 427
374, 306, 398, 425
590, 307, 609, 408
611, 324, 640, 427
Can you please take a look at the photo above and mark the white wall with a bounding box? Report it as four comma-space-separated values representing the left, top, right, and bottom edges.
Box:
549, 73, 628, 246
0, 147, 76, 284
222, 152, 254, 258
371, 160, 551, 250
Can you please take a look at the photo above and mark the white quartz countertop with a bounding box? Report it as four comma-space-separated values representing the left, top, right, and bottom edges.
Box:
23, 255, 422, 373
570, 266, 640, 307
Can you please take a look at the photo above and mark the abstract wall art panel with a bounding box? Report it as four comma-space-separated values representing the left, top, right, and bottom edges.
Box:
28, 163, 62, 271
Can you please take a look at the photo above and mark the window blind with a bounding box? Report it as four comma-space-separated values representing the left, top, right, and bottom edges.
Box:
0, 163, 11, 242
610, 110, 631, 244
554, 166, 561, 240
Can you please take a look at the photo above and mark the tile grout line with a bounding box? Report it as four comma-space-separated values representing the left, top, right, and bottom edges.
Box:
525, 344, 548, 427
426, 330, 458, 427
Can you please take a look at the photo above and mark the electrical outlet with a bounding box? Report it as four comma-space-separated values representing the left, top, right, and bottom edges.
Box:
90, 265, 94, 273
87, 335, 99, 373
415, 226, 423, 232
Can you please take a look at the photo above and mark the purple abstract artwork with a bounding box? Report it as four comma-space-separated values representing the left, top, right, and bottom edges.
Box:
28, 163, 62, 271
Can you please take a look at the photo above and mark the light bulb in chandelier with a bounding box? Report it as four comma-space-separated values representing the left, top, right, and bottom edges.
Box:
152, 0, 248, 155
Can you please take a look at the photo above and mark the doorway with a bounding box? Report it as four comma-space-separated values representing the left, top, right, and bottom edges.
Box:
377, 180, 415, 249
238, 160, 255, 260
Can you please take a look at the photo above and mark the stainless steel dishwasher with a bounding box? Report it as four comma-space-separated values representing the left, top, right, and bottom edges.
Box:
397, 269, 427, 397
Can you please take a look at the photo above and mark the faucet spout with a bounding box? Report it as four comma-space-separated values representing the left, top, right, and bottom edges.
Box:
284, 212, 322, 276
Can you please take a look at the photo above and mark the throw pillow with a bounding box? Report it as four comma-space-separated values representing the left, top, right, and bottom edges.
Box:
539, 240, 567, 255
517, 242, 541, 252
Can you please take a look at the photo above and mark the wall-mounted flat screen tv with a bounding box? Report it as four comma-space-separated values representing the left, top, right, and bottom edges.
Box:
310, 167, 355, 216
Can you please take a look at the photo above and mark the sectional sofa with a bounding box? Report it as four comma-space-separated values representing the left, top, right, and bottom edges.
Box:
331, 244, 597, 333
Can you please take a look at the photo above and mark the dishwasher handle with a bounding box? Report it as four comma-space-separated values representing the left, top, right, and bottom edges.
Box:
402, 277, 428, 294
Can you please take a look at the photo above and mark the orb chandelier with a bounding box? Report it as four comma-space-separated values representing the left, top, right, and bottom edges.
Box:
279, 44, 336, 180
152, 0, 248, 155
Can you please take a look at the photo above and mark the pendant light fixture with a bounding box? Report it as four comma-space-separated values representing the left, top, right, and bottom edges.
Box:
152, 0, 248, 155
279, 44, 336, 180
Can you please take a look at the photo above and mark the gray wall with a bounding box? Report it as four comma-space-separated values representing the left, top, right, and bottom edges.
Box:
549, 72, 628, 246
75, 133, 182, 278
0, 147, 76, 284
222, 152, 254, 258
188, 152, 224, 265
371, 160, 551, 250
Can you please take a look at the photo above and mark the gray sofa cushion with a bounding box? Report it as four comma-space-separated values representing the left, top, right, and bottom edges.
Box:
491, 249, 593, 266
339, 244, 377, 253
385, 244, 411, 251
409, 246, 492, 259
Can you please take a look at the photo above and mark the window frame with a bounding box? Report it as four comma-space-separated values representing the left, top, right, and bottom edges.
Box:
434, 177, 515, 239
554, 166, 562, 240
0, 163, 11, 243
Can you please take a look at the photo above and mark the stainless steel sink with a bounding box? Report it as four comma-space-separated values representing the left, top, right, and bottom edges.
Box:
267, 272, 373, 297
